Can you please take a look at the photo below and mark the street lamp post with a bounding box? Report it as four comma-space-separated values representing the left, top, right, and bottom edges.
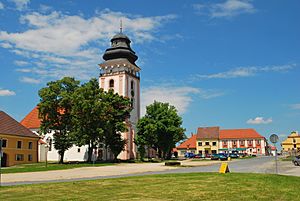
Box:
45, 138, 51, 168
270, 134, 279, 174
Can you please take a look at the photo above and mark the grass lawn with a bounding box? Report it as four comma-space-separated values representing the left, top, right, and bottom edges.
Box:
1, 173, 300, 200
1, 162, 115, 174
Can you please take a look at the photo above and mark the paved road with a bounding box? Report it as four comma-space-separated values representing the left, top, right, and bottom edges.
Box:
2, 156, 299, 186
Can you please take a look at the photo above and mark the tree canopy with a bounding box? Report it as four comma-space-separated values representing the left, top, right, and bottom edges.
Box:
38, 77, 80, 163
71, 78, 107, 162
136, 101, 186, 159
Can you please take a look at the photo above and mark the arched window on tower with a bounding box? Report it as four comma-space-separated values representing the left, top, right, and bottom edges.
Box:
131, 80, 134, 90
109, 79, 114, 89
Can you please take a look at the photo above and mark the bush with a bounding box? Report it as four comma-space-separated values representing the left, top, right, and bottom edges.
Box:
165, 161, 181, 166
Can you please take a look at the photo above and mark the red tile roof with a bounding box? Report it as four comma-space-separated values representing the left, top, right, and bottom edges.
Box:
20, 106, 41, 129
220, 129, 264, 139
196, 126, 220, 139
0, 111, 39, 138
177, 134, 197, 149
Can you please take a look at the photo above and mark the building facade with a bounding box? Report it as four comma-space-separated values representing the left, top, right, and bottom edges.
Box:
281, 131, 300, 155
176, 134, 197, 157
99, 31, 140, 160
219, 129, 267, 155
196, 127, 220, 156
177, 126, 267, 157
0, 111, 39, 167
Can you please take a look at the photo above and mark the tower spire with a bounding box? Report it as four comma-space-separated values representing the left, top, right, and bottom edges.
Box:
120, 19, 123, 33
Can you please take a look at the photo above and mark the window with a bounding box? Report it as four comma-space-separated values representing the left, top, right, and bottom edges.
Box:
223, 140, 227, 145
240, 140, 245, 145
212, 142, 217, 146
131, 80, 134, 90
16, 154, 24, 161
233, 140, 237, 145
28, 142, 33, 149
17, 141, 22, 149
212, 150, 217, 154
78, 148, 81, 153
248, 140, 252, 145
28, 154, 33, 161
198, 142, 202, 146
205, 142, 209, 146
1, 139, 7, 148
109, 79, 114, 88
256, 140, 261, 145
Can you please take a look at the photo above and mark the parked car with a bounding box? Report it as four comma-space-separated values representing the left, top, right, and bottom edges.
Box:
194, 154, 204, 159
218, 153, 228, 161
210, 153, 228, 161
205, 154, 212, 158
229, 153, 239, 158
211, 154, 219, 160
292, 155, 300, 166
184, 152, 195, 158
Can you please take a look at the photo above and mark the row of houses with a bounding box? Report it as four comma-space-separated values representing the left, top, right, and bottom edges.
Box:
175, 127, 268, 157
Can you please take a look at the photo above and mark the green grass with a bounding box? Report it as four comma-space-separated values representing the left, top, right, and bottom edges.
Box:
280, 156, 293, 161
1, 162, 115, 174
1, 173, 299, 200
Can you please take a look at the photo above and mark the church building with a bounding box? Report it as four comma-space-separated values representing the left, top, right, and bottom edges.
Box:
20, 30, 141, 162
99, 30, 141, 160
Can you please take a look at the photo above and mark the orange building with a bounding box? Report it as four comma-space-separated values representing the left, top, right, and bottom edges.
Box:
176, 134, 197, 157
0, 111, 39, 167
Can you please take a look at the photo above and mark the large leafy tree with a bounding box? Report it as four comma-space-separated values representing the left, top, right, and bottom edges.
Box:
102, 89, 132, 160
136, 101, 186, 159
71, 78, 107, 162
38, 77, 80, 163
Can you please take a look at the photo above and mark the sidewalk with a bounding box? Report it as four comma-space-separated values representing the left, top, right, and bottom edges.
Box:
2, 160, 222, 185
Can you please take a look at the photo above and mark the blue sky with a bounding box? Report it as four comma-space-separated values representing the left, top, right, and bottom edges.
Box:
0, 0, 299, 145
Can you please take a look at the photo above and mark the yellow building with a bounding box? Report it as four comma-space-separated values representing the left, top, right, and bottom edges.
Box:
281, 131, 300, 155
0, 111, 39, 167
196, 127, 219, 156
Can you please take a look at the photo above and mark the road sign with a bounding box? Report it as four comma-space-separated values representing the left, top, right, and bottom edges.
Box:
219, 162, 230, 173
270, 134, 279, 144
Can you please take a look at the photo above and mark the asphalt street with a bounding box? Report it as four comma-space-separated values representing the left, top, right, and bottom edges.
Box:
2, 156, 299, 186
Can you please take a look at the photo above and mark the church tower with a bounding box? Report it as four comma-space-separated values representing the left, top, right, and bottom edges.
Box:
99, 29, 140, 160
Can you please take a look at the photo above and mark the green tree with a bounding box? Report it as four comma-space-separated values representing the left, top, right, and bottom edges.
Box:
71, 78, 107, 162
102, 89, 132, 160
136, 101, 186, 159
38, 77, 80, 163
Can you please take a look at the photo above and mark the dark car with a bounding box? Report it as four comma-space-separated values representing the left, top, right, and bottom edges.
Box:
229, 153, 239, 158
219, 153, 228, 161
292, 155, 300, 166
184, 152, 195, 158
211, 153, 228, 161
211, 154, 219, 160
194, 154, 204, 159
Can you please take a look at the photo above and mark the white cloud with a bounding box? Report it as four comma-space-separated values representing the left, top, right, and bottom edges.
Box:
20, 76, 41, 84
0, 89, 16, 96
194, 64, 295, 80
0, 10, 176, 81
246, 117, 272, 125
141, 86, 224, 116
10, 0, 30, 11
14, 60, 29, 66
290, 104, 300, 110
193, 0, 256, 18
0, 2, 4, 10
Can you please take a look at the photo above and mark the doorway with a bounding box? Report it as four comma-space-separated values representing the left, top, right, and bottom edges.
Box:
1, 152, 8, 167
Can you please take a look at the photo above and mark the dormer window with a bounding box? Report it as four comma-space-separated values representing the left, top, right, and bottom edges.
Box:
109, 79, 114, 88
